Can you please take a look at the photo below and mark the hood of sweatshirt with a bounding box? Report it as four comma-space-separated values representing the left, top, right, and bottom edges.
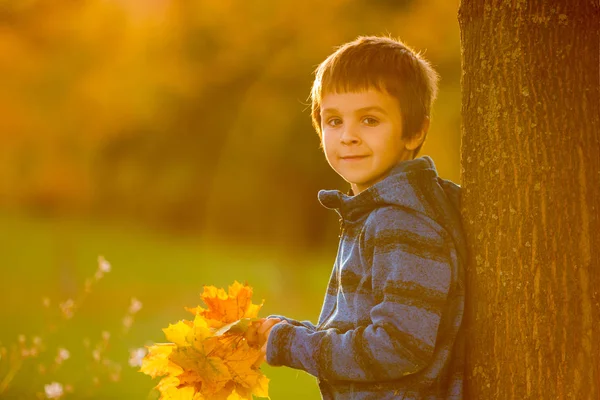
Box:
318, 155, 467, 264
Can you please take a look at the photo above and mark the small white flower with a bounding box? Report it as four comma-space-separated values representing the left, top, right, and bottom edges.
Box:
56, 348, 70, 363
59, 299, 75, 319
84, 278, 93, 293
42, 297, 51, 308
18, 334, 26, 344
92, 349, 101, 361
102, 331, 110, 341
98, 256, 111, 273
122, 315, 134, 329
44, 382, 64, 399
128, 348, 146, 367
33, 336, 42, 347
129, 298, 143, 314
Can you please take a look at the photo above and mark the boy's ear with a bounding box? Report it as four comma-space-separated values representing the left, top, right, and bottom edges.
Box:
405, 117, 430, 151
421, 116, 430, 134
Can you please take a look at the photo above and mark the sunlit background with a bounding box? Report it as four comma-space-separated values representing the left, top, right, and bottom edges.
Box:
0, 0, 461, 398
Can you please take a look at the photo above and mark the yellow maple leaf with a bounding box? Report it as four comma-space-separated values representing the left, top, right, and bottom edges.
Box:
141, 344, 182, 378
156, 376, 180, 393
207, 382, 242, 400
223, 341, 263, 388
187, 315, 217, 353
252, 375, 269, 398
170, 349, 231, 397
227, 388, 248, 400
163, 321, 193, 347
214, 332, 268, 398
161, 385, 196, 400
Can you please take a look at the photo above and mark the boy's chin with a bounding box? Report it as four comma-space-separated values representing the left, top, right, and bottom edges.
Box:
343, 174, 390, 193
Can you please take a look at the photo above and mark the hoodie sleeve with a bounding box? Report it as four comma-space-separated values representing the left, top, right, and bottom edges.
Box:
266, 207, 455, 382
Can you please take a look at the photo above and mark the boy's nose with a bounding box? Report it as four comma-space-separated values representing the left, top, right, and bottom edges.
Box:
340, 125, 361, 144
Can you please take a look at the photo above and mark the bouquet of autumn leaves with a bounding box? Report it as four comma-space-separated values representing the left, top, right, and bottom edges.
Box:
140, 281, 270, 399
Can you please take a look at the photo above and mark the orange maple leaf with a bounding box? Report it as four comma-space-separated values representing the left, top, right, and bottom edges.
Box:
186, 281, 263, 329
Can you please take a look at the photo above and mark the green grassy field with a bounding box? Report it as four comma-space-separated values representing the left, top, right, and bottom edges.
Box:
0, 212, 332, 399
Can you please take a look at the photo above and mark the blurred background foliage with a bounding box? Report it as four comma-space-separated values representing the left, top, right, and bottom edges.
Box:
0, 0, 460, 398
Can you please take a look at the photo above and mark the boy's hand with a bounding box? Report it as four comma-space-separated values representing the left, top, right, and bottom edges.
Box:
259, 318, 285, 354
245, 318, 287, 365
244, 319, 263, 347
245, 318, 281, 347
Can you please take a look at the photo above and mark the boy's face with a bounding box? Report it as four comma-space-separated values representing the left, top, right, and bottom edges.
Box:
320, 89, 419, 194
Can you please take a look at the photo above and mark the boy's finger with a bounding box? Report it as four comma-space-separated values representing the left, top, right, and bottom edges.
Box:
261, 341, 268, 358
257, 318, 281, 336
245, 320, 264, 344
250, 319, 265, 330
245, 329, 257, 344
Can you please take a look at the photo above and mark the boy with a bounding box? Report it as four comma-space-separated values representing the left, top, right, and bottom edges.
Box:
250, 36, 467, 400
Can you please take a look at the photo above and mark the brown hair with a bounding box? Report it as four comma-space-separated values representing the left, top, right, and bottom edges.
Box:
310, 36, 439, 157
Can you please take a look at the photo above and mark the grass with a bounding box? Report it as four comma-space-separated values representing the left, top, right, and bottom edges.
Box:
0, 211, 332, 399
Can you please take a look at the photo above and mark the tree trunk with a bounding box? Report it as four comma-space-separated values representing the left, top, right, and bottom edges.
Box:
458, 1, 600, 399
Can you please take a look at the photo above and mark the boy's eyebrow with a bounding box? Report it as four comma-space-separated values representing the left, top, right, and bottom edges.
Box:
321, 106, 388, 115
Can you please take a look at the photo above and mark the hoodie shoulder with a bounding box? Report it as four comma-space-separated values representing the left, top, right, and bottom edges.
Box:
436, 177, 462, 210
364, 205, 446, 241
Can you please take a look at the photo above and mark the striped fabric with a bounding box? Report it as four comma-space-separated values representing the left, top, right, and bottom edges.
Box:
266, 156, 467, 400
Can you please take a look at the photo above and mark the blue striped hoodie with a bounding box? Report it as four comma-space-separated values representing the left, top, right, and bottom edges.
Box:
266, 155, 467, 400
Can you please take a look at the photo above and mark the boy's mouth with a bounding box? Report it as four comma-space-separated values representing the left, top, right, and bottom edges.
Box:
340, 155, 368, 160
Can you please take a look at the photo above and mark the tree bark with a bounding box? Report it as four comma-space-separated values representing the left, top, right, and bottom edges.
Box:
458, 1, 600, 399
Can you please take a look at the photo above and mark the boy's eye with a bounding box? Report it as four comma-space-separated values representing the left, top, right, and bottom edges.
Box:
326, 118, 342, 127
362, 117, 379, 126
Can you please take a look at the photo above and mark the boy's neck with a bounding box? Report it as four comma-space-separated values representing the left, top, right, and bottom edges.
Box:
349, 156, 420, 196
